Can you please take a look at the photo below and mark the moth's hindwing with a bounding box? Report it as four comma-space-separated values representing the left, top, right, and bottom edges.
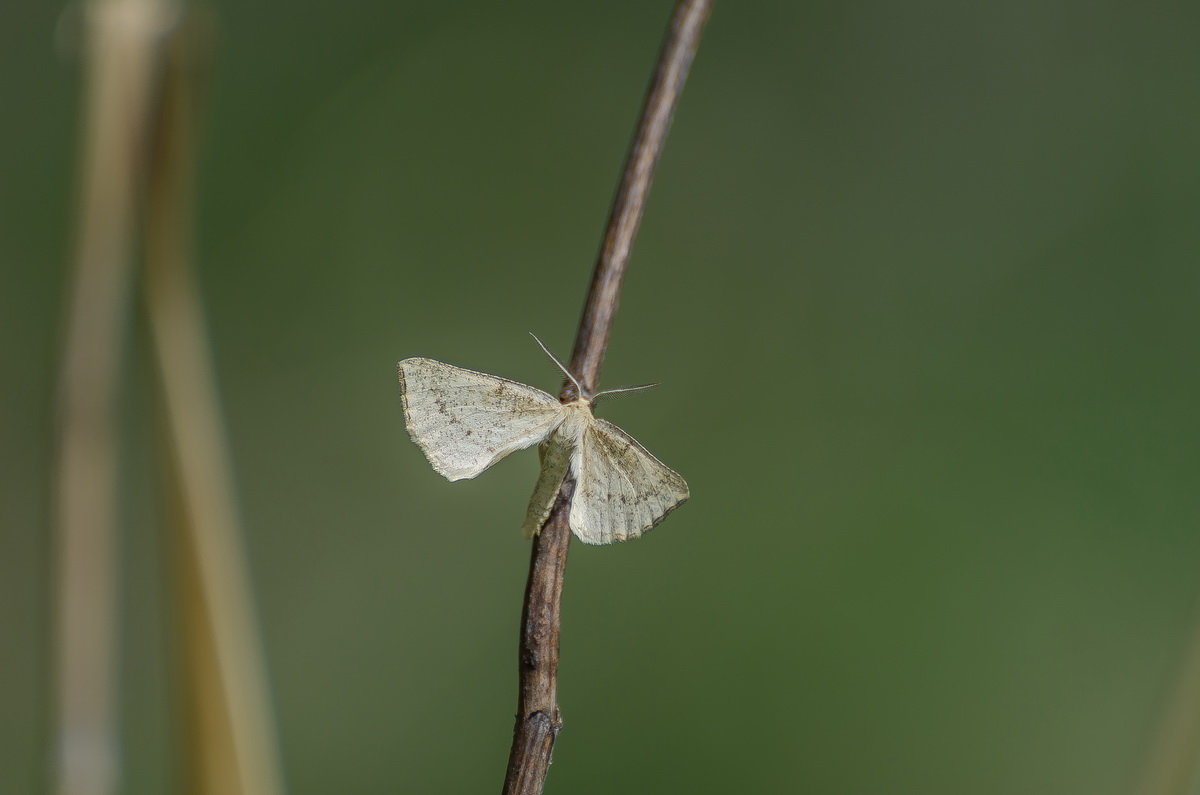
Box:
520, 429, 574, 538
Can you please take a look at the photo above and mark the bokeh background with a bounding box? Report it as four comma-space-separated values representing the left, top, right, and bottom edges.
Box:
4, 1, 1200, 793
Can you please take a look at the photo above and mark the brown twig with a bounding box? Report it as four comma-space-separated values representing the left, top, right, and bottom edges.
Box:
501, 3, 712, 793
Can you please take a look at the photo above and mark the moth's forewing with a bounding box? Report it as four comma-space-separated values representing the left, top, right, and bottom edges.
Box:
569, 415, 689, 544
397, 358, 565, 481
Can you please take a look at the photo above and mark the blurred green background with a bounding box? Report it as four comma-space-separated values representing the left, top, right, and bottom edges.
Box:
4, 0, 1200, 793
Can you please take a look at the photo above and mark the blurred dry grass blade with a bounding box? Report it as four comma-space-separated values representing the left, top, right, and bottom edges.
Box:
52, 2, 179, 793
53, 1, 284, 793
143, 15, 286, 795
1135, 615, 1200, 795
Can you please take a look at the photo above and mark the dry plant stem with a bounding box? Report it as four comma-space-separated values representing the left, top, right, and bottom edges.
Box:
501, 2, 712, 793
564, 0, 712, 400
52, 3, 177, 793
1135, 612, 1200, 795
143, 23, 285, 795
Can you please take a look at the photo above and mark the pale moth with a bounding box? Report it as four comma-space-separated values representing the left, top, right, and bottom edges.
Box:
396, 336, 688, 544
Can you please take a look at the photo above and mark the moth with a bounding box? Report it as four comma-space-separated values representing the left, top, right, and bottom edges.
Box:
396, 336, 688, 544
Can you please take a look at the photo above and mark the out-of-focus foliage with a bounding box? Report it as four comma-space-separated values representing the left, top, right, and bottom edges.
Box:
3, 1, 1199, 793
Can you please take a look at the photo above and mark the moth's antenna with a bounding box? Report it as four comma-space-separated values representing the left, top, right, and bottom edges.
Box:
592, 383, 661, 401
530, 333, 586, 397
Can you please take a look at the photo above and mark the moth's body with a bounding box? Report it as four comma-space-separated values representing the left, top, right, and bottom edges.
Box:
554, 398, 593, 449
522, 397, 593, 537
397, 352, 688, 545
